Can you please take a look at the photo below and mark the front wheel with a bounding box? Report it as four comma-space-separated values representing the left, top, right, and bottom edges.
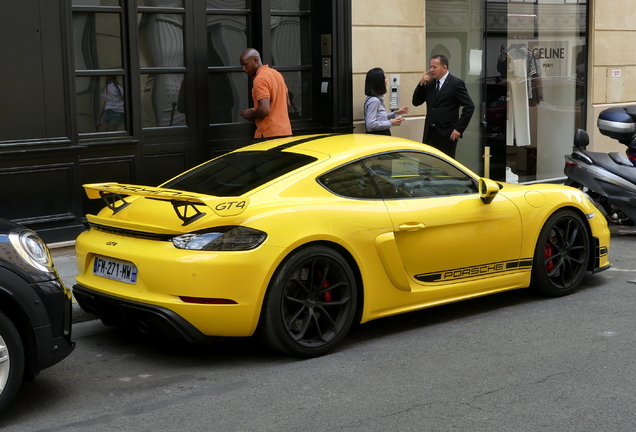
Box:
259, 246, 357, 358
530, 209, 590, 297
0, 311, 25, 415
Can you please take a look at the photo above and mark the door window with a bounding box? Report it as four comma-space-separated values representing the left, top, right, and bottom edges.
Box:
363, 152, 478, 199
319, 162, 382, 199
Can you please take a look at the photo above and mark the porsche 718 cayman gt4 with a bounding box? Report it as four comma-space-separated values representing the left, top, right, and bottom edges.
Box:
73, 134, 610, 358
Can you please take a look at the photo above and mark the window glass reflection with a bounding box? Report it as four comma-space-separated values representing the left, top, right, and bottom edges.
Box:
271, 0, 309, 12
72, 0, 119, 6
138, 13, 185, 68
209, 72, 248, 124
141, 73, 185, 127
271, 16, 310, 67
138, 0, 184, 6
206, 0, 250, 10
482, 0, 587, 182
73, 13, 122, 70
207, 15, 247, 67
280, 71, 310, 120
76, 76, 127, 133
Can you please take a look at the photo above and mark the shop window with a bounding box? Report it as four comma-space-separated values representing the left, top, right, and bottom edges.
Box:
206, 4, 250, 125
138, 0, 184, 6
271, 5, 311, 120
205, 1, 313, 125
72, 4, 127, 134
138, 4, 187, 129
485, 0, 588, 183
141, 73, 185, 127
72, 0, 119, 5
138, 12, 185, 68
271, 0, 310, 12
76, 76, 126, 133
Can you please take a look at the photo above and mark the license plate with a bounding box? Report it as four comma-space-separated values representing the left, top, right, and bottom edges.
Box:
93, 256, 138, 284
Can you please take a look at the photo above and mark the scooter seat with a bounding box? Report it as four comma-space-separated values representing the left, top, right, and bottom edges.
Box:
580, 149, 636, 184
609, 152, 633, 166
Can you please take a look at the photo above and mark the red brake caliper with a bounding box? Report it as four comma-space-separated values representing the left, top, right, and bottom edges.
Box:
316, 269, 332, 302
323, 279, 332, 302
544, 242, 554, 272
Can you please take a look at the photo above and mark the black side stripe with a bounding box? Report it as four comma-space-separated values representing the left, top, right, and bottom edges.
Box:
268, 134, 337, 151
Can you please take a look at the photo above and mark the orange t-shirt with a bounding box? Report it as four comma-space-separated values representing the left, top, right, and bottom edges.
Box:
252, 65, 292, 138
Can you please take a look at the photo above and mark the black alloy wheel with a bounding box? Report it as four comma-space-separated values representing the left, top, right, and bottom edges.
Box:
530, 209, 590, 296
0, 311, 25, 415
260, 246, 357, 358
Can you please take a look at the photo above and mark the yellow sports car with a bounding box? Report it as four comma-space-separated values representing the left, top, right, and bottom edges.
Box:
73, 134, 610, 357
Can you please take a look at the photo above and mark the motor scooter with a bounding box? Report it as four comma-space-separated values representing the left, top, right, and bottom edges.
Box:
564, 105, 636, 224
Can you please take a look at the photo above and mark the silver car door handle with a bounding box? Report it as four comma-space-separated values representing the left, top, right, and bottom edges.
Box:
398, 222, 426, 231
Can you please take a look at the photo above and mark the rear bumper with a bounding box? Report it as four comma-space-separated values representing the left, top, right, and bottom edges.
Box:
73, 284, 222, 343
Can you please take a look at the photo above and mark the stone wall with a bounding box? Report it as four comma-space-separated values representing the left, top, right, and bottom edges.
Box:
589, 0, 636, 151
351, 0, 427, 141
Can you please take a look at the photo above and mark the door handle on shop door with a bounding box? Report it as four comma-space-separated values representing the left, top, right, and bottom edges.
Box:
398, 222, 425, 231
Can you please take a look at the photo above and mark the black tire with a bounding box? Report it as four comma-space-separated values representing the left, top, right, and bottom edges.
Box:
259, 246, 357, 358
0, 311, 25, 415
530, 209, 590, 296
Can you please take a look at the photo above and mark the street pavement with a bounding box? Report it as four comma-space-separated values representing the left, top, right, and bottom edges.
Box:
2, 224, 630, 431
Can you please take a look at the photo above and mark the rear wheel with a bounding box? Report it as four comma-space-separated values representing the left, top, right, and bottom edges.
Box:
0, 311, 25, 415
530, 210, 590, 296
259, 246, 357, 358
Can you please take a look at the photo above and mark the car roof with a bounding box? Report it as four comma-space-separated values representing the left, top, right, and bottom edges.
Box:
235, 134, 432, 159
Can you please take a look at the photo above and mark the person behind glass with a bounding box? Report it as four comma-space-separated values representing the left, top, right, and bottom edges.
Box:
363, 67, 409, 136
96, 76, 125, 132
412, 55, 474, 159
239, 48, 292, 141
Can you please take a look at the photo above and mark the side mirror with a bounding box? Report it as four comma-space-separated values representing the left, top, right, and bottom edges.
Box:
573, 129, 589, 149
479, 178, 500, 204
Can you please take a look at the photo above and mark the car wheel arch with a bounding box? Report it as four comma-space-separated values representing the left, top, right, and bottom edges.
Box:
530, 206, 593, 296
544, 205, 596, 270
0, 290, 37, 380
259, 240, 365, 327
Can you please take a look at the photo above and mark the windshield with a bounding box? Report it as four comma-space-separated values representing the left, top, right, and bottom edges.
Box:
163, 150, 317, 197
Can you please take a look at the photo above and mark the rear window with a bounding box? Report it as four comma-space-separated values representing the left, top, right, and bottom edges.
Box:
162, 151, 317, 197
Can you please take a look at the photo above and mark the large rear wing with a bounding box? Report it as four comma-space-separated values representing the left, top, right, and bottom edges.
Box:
83, 183, 249, 226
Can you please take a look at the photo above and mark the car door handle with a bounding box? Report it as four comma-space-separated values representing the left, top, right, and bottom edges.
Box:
399, 222, 426, 231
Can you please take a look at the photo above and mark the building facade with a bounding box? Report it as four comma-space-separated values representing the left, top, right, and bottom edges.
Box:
0, 0, 353, 243
1, 0, 634, 243
353, 0, 636, 181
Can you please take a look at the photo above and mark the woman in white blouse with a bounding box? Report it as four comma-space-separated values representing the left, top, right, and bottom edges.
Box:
363, 67, 409, 135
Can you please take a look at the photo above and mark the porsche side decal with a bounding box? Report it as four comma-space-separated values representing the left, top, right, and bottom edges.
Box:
415, 259, 533, 283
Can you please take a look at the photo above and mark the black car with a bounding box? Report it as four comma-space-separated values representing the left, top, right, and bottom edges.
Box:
0, 219, 75, 414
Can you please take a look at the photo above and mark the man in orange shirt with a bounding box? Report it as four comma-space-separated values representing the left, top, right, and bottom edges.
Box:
239, 48, 292, 140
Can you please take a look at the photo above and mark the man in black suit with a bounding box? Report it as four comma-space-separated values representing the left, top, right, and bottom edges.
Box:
412, 55, 474, 159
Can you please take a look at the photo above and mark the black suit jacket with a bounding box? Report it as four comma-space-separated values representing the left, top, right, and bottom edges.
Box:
412, 74, 475, 142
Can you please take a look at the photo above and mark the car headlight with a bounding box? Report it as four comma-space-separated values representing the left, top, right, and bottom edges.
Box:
171, 226, 267, 251
8, 229, 54, 272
